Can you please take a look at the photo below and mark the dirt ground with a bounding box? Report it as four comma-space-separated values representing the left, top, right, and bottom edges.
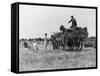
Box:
19, 43, 96, 71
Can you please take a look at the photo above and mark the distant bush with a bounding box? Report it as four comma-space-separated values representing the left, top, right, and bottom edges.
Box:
35, 38, 44, 41
84, 36, 96, 48
84, 41, 96, 48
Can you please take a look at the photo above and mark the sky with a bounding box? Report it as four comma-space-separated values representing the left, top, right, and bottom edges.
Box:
19, 5, 96, 39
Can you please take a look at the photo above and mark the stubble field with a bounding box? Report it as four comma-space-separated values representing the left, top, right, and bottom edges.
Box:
19, 42, 96, 71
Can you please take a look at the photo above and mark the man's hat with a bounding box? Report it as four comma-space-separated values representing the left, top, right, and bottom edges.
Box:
45, 33, 47, 36
71, 15, 73, 17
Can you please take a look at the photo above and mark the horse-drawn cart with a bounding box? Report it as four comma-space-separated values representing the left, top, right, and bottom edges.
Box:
51, 25, 88, 51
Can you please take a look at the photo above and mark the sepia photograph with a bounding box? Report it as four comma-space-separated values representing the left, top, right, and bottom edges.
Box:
18, 3, 97, 72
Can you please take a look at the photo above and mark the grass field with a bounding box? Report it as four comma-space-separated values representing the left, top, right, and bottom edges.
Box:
19, 43, 96, 71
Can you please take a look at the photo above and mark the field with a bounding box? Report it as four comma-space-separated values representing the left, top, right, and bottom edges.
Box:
19, 42, 96, 71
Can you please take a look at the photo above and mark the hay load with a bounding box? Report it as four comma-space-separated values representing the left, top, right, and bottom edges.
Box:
51, 25, 88, 51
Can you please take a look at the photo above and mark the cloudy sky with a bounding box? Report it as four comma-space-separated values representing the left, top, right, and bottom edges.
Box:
19, 5, 96, 39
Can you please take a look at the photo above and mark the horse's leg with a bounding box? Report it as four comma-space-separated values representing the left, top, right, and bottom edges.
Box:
53, 43, 55, 50
80, 41, 83, 51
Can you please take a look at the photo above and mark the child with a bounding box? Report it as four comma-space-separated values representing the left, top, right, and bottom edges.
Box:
32, 40, 38, 51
